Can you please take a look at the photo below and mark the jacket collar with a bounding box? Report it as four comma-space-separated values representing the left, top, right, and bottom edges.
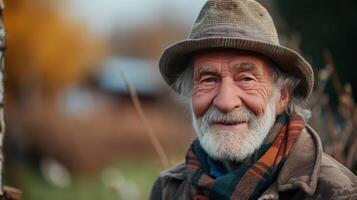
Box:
258, 125, 323, 199
275, 125, 322, 195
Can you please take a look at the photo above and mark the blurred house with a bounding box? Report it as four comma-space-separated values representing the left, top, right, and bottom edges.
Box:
5, 56, 195, 174
97, 57, 166, 96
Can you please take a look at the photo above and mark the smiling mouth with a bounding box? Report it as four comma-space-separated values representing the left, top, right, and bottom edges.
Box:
210, 121, 249, 131
212, 120, 248, 126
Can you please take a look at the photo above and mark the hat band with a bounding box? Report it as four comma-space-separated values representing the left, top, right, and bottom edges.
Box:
189, 24, 279, 44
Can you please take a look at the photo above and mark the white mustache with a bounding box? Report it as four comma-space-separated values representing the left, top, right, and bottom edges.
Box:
201, 106, 257, 125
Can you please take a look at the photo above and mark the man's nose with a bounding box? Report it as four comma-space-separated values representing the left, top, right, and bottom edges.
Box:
213, 78, 242, 113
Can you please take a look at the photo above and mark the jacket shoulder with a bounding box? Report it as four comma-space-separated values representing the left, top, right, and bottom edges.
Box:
279, 153, 357, 200
160, 161, 186, 180
314, 153, 357, 199
149, 161, 187, 200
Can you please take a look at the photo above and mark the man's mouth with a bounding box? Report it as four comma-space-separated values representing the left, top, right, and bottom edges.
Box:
211, 120, 248, 127
210, 121, 249, 132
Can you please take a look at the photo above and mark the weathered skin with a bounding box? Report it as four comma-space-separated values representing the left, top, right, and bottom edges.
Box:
191, 50, 289, 122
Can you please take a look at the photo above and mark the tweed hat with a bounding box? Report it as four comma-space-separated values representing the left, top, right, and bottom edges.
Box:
159, 0, 314, 98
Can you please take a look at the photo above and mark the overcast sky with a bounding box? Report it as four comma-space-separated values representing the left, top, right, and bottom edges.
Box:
67, 0, 207, 35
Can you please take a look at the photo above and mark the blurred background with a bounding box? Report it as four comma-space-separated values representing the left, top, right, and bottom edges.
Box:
2, 0, 357, 199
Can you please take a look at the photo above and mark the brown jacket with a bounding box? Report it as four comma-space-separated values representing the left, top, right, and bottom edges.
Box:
150, 126, 357, 200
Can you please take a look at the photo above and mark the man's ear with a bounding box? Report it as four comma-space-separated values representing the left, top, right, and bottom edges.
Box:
276, 88, 290, 115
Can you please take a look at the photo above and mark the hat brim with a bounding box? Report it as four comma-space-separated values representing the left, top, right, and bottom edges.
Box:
159, 37, 314, 98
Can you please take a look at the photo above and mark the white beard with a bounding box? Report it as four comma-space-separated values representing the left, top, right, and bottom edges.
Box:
192, 89, 280, 162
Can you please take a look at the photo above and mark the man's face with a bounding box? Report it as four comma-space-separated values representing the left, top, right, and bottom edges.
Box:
191, 50, 286, 161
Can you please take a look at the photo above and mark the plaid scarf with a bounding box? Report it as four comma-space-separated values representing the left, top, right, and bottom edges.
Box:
185, 113, 305, 200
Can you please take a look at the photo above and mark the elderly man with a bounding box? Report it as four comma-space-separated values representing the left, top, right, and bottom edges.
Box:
150, 0, 357, 199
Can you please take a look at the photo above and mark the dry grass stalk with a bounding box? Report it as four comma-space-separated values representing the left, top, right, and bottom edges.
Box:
118, 70, 169, 169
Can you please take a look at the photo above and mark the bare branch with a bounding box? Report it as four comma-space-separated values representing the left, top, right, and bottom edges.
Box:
118, 70, 169, 169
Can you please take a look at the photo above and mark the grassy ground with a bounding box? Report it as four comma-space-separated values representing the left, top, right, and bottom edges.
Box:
5, 159, 162, 200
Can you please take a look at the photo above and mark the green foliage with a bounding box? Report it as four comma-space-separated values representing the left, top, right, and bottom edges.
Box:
5, 160, 160, 200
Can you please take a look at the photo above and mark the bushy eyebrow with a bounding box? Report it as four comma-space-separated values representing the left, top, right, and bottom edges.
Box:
194, 62, 259, 79
195, 66, 219, 78
231, 62, 258, 74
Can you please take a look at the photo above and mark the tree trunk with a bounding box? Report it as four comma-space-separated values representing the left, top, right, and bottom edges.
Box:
0, 0, 5, 195
0, 1, 21, 200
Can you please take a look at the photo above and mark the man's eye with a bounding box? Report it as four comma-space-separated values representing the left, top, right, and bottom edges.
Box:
241, 77, 254, 81
201, 77, 217, 83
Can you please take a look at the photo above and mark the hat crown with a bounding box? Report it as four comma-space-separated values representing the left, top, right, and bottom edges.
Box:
189, 0, 279, 44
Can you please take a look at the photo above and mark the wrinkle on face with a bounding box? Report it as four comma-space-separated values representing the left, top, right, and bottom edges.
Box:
191, 50, 276, 119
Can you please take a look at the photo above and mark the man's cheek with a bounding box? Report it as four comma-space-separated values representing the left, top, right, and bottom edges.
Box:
192, 94, 214, 118
240, 95, 266, 117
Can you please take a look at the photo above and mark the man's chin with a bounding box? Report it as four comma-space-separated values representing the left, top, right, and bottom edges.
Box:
198, 131, 259, 162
